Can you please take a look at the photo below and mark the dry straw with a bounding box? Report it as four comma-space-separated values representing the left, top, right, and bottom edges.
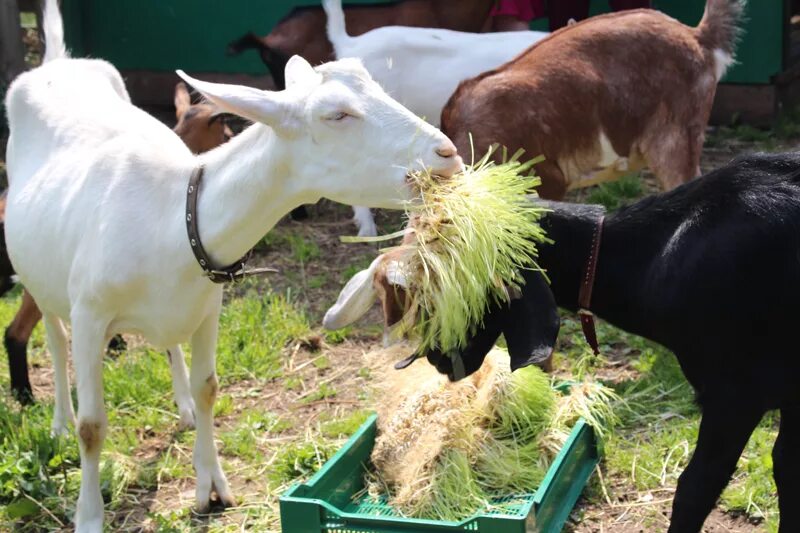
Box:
367, 349, 620, 521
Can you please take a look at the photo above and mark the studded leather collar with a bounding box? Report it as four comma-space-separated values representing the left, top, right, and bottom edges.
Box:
577, 215, 604, 355
185, 166, 276, 283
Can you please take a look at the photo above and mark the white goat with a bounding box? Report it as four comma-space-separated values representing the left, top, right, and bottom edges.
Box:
323, 0, 547, 128
323, 0, 547, 236
3, 0, 461, 530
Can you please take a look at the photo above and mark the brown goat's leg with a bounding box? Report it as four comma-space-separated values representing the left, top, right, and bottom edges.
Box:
644, 127, 701, 191
5, 290, 43, 404
773, 407, 800, 533
533, 160, 569, 201
570, 153, 650, 191
668, 403, 763, 533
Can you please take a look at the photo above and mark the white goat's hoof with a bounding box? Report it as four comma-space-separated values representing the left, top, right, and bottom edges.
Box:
51, 414, 75, 437
195, 467, 235, 513
177, 403, 196, 430
51, 423, 70, 437
75, 499, 104, 533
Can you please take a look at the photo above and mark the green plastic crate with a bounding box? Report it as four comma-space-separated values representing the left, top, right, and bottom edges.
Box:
280, 413, 599, 533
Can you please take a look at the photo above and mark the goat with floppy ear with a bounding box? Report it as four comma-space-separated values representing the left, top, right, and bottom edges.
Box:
323, 231, 560, 378
325, 151, 800, 532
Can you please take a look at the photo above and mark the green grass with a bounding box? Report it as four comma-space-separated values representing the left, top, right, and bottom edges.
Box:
341, 257, 373, 284
287, 235, 321, 264
585, 173, 644, 211
705, 107, 800, 151
269, 440, 337, 487
216, 292, 309, 383
320, 409, 372, 439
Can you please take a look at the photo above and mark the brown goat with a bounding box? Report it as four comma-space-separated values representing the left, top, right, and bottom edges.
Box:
173, 82, 233, 154
227, 0, 495, 89
3, 82, 233, 404
441, 0, 743, 200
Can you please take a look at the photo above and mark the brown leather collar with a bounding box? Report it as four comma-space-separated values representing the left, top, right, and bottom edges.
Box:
186, 166, 276, 283
578, 215, 604, 355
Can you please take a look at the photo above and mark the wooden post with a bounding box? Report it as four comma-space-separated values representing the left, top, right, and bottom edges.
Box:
0, 0, 25, 88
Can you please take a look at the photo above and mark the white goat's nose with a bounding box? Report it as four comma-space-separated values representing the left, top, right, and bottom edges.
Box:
431, 138, 462, 178
435, 139, 458, 159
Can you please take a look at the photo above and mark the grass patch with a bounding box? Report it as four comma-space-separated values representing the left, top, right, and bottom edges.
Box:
721, 415, 779, 527
216, 292, 309, 383
341, 257, 373, 284
706, 107, 800, 151
320, 409, 372, 439
287, 234, 321, 264
324, 326, 352, 345
585, 173, 644, 211
300, 383, 337, 404
269, 440, 337, 487
219, 409, 291, 462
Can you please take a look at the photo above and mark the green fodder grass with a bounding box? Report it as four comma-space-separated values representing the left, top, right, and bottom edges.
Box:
399, 151, 549, 353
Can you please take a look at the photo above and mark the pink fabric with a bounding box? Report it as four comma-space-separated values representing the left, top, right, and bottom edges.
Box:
490, 0, 545, 22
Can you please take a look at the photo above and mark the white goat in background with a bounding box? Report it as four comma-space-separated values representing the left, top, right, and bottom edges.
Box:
3, 0, 461, 530
323, 0, 547, 236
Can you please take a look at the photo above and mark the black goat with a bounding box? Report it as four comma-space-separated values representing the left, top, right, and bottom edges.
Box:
327, 151, 800, 532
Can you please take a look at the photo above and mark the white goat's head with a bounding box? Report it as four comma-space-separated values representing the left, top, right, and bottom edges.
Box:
177, 56, 462, 208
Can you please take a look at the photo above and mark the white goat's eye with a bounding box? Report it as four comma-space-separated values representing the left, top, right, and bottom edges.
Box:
326, 111, 349, 121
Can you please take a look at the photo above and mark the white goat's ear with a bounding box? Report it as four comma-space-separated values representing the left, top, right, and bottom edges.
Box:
174, 82, 191, 119
384, 260, 408, 289
323, 256, 383, 330
284, 55, 322, 89
175, 70, 301, 135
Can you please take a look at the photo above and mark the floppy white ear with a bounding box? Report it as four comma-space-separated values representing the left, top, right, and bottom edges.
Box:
284, 55, 322, 89
176, 70, 301, 135
323, 256, 383, 330
384, 260, 408, 289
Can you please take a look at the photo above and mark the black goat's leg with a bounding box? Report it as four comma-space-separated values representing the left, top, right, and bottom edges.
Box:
6, 290, 41, 404
773, 407, 800, 533
668, 403, 763, 533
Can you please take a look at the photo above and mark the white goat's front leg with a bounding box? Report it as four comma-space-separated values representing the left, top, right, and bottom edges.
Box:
71, 308, 110, 533
190, 308, 235, 511
353, 206, 377, 237
167, 345, 195, 429
43, 313, 76, 436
